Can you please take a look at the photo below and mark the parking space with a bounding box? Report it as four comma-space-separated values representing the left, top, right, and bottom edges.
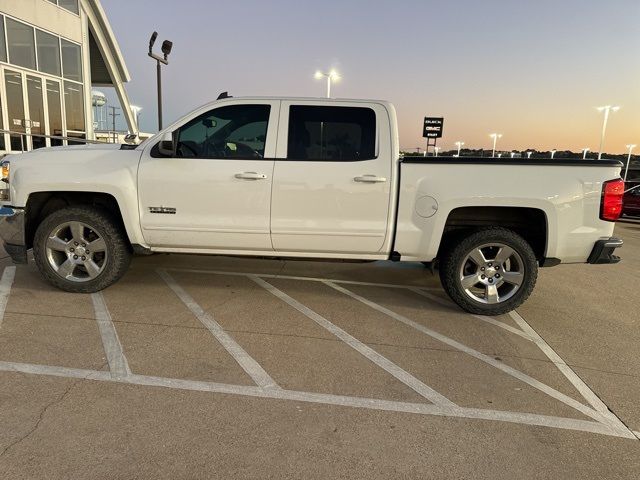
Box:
0, 222, 639, 478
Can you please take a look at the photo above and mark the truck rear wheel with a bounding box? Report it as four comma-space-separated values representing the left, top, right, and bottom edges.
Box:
439, 227, 537, 316
33, 206, 131, 293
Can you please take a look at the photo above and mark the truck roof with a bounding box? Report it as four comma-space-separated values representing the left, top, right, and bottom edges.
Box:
212, 96, 392, 105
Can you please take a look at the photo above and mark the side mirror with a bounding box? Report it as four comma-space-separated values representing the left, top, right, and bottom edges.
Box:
157, 131, 174, 156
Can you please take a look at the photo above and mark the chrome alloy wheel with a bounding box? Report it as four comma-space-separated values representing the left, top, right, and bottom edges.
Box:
459, 243, 525, 305
45, 221, 108, 282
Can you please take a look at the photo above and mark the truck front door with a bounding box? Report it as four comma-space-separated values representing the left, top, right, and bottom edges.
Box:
138, 100, 279, 251
271, 102, 393, 255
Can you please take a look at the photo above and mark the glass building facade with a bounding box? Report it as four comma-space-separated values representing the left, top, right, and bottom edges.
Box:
0, 0, 136, 152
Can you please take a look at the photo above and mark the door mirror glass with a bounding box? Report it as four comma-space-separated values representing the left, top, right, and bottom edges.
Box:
157, 131, 175, 156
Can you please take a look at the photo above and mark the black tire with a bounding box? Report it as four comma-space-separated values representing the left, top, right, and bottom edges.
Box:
33, 206, 132, 293
439, 227, 538, 316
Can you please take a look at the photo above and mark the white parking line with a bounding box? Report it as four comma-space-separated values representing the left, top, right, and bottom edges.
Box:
408, 287, 534, 340
91, 292, 131, 379
0, 360, 634, 439
169, 267, 441, 291
509, 310, 627, 430
2, 266, 635, 440
157, 269, 280, 390
0, 266, 16, 330
249, 275, 457, 408
324, 281, 614, 426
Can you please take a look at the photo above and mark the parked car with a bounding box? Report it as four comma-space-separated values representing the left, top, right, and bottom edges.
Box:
622, 183, 640, 217
0, 96, 626, 315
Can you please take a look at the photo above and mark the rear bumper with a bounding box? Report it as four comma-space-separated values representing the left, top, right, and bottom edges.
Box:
587, 237, 623, 264
0, 206, 27, 264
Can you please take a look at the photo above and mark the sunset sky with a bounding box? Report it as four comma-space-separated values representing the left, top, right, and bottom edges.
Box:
101, 0, 639, 154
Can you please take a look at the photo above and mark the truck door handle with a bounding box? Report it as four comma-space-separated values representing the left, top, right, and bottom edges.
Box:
235, 172, 268, 180
354, 175, 387, 183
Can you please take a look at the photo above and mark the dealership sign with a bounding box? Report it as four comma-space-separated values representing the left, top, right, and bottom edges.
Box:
423, 117, 444, 138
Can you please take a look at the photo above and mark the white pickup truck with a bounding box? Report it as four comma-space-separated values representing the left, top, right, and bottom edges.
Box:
0, 96, 625, 315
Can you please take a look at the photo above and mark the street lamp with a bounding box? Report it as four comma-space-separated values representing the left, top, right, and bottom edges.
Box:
596, 105, 620, 160
454, 141, 464, 157
624, 144, 636, 182
489, 133, 502, 158
314, 70, 340, 98
526, 151, 532, 159
551, 149, 557, 159
148, 31, 173, 131
582, 147, 590, 159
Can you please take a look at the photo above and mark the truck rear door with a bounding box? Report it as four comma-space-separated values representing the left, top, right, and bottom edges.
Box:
271, 101, 392, 255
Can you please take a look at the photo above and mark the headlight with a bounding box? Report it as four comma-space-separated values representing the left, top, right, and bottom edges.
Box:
0, 160, 10, 201
1, 160, 9, 182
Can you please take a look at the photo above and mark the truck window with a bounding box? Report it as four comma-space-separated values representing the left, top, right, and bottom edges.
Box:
287, 106, 376, 161
175, 104, 270, 159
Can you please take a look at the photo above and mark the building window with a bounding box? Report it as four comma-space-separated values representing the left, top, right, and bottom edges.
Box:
47, 0, 80, 15
61, 39, 82, 81
6, 18, 36, 70
36, 30, 61, 76
0, 16, 7, 62
64, 81, 85, 132
58, 0, 80, 15
287, 106, 376, 161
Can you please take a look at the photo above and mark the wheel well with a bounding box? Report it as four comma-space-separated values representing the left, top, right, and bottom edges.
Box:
439, 207, 547, 261
25, 192, 127, 249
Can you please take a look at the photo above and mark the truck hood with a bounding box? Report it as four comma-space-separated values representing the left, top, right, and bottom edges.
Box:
9, 143, 129, 157
4, 143, 141, 168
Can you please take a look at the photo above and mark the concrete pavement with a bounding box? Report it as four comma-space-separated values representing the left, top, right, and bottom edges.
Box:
0, 222, 638, 479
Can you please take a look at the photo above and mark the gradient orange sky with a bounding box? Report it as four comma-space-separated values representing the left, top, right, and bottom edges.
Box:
102, 0, 639, 154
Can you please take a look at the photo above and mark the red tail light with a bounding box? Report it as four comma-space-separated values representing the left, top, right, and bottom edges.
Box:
600, 178, 624, 222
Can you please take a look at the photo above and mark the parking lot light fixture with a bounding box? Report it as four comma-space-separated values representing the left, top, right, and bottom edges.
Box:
489, 133, 502, 158
551, 149, 557, 159
454, 141, 464, 156
597, 105, 620, 160
582, 147, 590, 159
148, 31, 173, 131
624, 144, 637, 182
315, 70, 340, 98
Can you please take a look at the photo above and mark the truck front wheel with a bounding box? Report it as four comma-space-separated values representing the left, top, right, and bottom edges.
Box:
439, 227, 538, 316
33, 206, 131, 293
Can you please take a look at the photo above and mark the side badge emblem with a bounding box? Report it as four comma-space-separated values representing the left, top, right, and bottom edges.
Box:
149, 206, 177, 214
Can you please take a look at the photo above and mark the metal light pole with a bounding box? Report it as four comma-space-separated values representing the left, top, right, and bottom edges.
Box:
315, 70, 340, 98
624, 144, 636, 182
596, 105, 620, 159
551, 149, 557, 159
454, 141, 464, 157
489, 133, 502, 158
148, 32, 173, 131
582, 147, 590, 159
